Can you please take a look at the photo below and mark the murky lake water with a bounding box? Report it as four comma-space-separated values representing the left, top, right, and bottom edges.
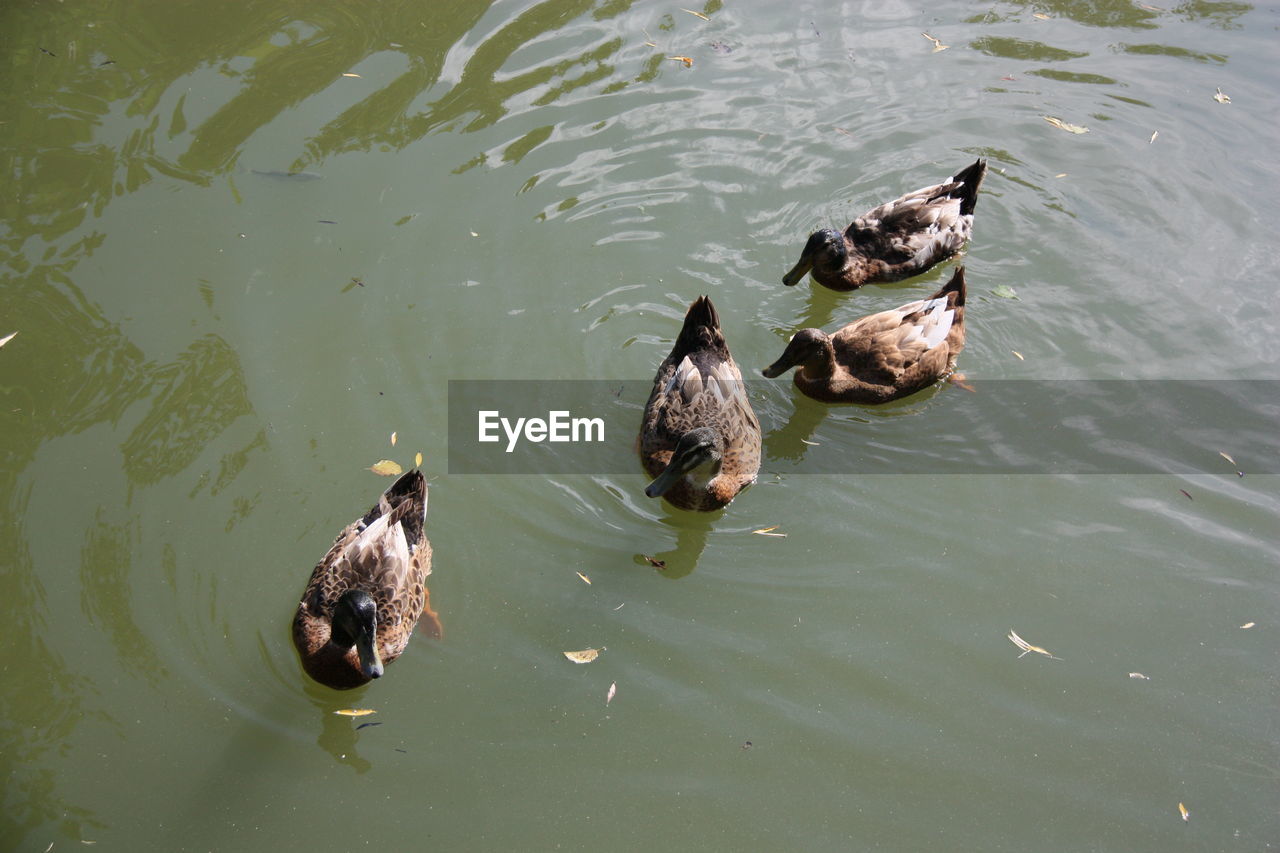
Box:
3, 1, 1278, 850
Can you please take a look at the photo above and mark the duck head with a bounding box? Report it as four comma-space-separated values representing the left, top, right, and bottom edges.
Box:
762, 328, 830, 378
645, 427, 725, 499
782, 229, 846, 286
330, 589, 383, 680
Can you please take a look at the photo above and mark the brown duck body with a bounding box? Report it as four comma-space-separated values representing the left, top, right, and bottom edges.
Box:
639, 296, 761, 511
764, 267, 967, 404
292, 470, 440, 689
783, 159, 986, 292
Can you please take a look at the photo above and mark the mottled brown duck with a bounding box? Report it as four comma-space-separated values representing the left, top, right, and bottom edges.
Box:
763, 266, 967, 403
782, 159, 986, 291
292, 470, 440, 689
639, 296, 761, 511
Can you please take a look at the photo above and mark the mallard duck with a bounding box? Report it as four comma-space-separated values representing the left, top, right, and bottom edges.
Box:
292, 470, 440, 689
782, 159, 986, 291
763, 266, 967, 403
639, 296, 761, 511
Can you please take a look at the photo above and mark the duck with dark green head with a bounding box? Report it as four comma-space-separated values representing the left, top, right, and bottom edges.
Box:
639, 296, 760, 511
292, 470, 441, 689
782, 159, 985, 292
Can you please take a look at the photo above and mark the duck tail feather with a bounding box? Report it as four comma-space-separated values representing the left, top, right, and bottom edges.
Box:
950, 159, 987, 216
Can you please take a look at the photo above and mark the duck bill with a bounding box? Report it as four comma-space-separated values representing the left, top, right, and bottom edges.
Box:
762, 349, 799, 379
781, 255, 812, 287
354, 631, 384, 680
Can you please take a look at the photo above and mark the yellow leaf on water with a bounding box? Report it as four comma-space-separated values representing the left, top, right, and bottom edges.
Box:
1149, 130, 1158, 143
415, 451, 423, 468
680, 7, 710, 20
1043, 115, 1089, 134
669, 55, 694, 67
921, 32, 949, 52
1008, 629, 1062, 660
390, 431, 397, 447
753, 526, 787, 538
1240, 622, 1255, 629
1178, 802, 1190, 821
800, 438, 820, 446
1012, 350, 1025, 360
342, 73, 362, 78
564, 648, 600, 664
1054, 173, 1068, 178
334, 708, 376, 717
1218, 451, 1236, 466
1213, 87, 1230, 104
1032, 12, 1052, 18
1129, 672, 1150, 680
576, 572, 591, 585
0, 331, 16, 349
369, 459, 403, 476
606, 682, 617, 705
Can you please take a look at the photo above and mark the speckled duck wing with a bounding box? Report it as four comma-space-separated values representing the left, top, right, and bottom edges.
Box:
834, 274, 965, 383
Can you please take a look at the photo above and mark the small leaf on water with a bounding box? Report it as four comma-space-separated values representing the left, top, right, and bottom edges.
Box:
669, 55, 694, 67
753, 526, 787, 538
1054, 173, 1068, 178
342, 73, 362, 78
680, 8, 710, 20
1032, 12, 1051, 18
1179, 489, 1193, 500
1218, 451, 1236, 466
576, 572, 591, 585
800, 438, 820, 445
334, 708, 376, 716
369, 459, 403, 476
1178, 802, 1190, 821
606, 682, 617, 705
1008, 629, 1062, 660
1012, 350, 1025, 360
991, 284, 1019, 299
921, 32, 949, 52
1129, 672, 1150, 680
564, 648, 600, 664
470, 230, 479, 237
1043, 116, 1089, 134
642, 554, 666, 569
390, 431, 397, 447
1240, 622, 1255, 629
1213, 87, 1230, 104
1149, 130, 1159, 144
0, 331, 16, 349
415, 451, 423, 468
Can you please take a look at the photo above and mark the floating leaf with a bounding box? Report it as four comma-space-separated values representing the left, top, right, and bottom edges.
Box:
1212, 87, 1230, 104
369, 459, 403, 476
1043, 116, 1089, 134
415, 451, 423, 468
1129, 672, 1150, 680
613, 603, 625, 610
576, 572, 591, 585
0, 331, 16, 348
1138, 3, 1165, 10
1149, 130, 1159, 144
334, 708, 376, 717
1008, 629, 1062, 660
680, 7, 709, 20
606, 682, 617, 705
669, 55, 694, 67
991, 284, 1019, 300
1179, 489, 1193, 500
800, 438, 820, 445
1054, 173, 1068, 178
564, 648, 600, 664
342, 72, 361, 78
1240, 622, 1255, 629
390, 431, 397, 447
1032, 11, 1052, 18
753, 526, 787, 538
641, 554, 666, 570
1219, 451, 1236, 466
470, 230, 479, 237
921, 32, 949, 52
1012, 350, 1025, 360
1178, 802, 1190, 822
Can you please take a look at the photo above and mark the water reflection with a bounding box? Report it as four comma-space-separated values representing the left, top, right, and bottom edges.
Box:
634, 513, 710, 579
